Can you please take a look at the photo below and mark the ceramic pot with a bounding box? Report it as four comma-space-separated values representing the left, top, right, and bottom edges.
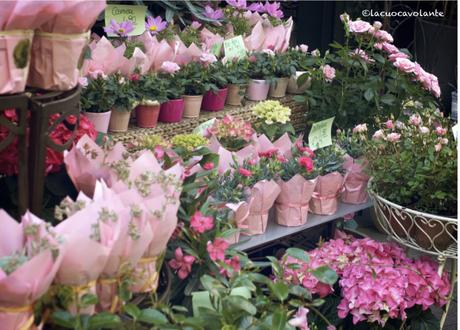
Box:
268, 77, 289, 98
84, 111, 112, 134
108, 110, 131, 132
159, 99, 184, 123
226, 84, 246, 106
202, 87, 228, 111
245, 79, 269, 101
183, 95, 203, 118
287, 71, 310, 94
136, 103, 160, 128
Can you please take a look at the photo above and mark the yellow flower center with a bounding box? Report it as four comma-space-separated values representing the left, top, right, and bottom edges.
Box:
118, 28, 125, 34
149, 25, 157, 31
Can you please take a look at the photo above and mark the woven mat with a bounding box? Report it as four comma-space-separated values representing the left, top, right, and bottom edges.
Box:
110, 95, 307, 144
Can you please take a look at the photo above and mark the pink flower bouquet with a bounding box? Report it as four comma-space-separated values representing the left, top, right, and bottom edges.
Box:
0, 210, 64, 329
309, 172, 344, 215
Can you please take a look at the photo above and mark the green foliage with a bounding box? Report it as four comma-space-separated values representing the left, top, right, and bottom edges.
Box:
336, 127, 367, 158
133, 73, 168, 104
107, 73, 138, 112
179, 25, 202, 47
247, 52, 276, 80
225, 57, 250, 85
203, 61, 229, 92
176, 62, 206, 95
80, 76, 116, 113
314, 144, 345, 175
270, 52, 297, 78
123, 40, 145, 59
158, 72, 185, 100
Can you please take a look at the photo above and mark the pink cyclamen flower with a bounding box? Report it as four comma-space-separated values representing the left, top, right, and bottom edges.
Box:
372, 129, 385, 140
322, 65, 336, 82
145, 16, 167, 35
200, 52, 218, 65
104, 19, 134, 37
191, 21, 202, 29
288, 307, 309, 330
160, 61, 181, 74
435, 126, 447, 136
207, 238, 229, 261
386, 132, 401, 142
168, 247, 195, 279
190, 211, 214, 233
393, 58, 416, 74
226, 0, 247, 10
385, 120, 394, 129
202, 162, 215, 170
248, 2, 265, 13
353, 123, 367, 133
78, 77, 88, 87
204, 5, 224, 20
348, 20, 372, 33
409, 114, 422, 126
264, 1, 284, 19
238, 168, 253, 177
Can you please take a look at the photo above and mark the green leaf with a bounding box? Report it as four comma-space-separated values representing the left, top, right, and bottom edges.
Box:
87, 312, 121, 330
139, 308, 169, 325
373, 53, 385, 64
80, 293, 98, 308
293, 95, 306, 103
289, 285, 312, 300
311, 266, 338, 285
124, 303, 141, 319
51, 311, 76, 328
364, 88, 374, 102
225, 295, 257, 315
272, 308, 288, 330
285, 248, 310, 263
268, 282, 289, 302
200, 274, 225, 292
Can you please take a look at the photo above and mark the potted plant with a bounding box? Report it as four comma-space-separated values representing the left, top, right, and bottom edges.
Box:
336, 124, 369, 204
171, 133, 208, 162
246, 52, 274, 101
107, 73, 138, 132
286, 44, 314, 94
80, 75, 115, 133
133, 73, 168, 128
207, 115, 255, 152
225, 57, 250, 106
309, 144, 345, 215
365, 107, 457, 252
177, 62, 206, 118
201, 61, 229, 112
276, 143, 318, 226
269, 52, 296, 98
158, 63, 185, 123
251, 100, 295, 141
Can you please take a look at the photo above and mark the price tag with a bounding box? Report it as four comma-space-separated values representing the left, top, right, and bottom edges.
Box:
210, 42, 223, 57
192, 119, 216, 136
105, 4, 146, 37
223, 35, 247, 60
308, 117, 335, 150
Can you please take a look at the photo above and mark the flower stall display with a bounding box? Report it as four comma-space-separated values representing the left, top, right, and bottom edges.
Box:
106, 73, 138, 132
365, 107, 457, 252
268, 52, 296, 98
225, 57, 250, 106
252, 100, 295, 141
201, 61, 230, 112
309, 144, 345, 215
246, 52, 274, 101
336, 124, 370, 204
176, 62, 207, 118
276, 144, 318, 227
286, 44, 313, 94
281, 233, 451, 329
158, 63, 186, 123
0, 211, 64, 329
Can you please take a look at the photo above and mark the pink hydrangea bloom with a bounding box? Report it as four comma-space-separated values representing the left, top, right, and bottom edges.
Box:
190, 211, 214, 233
207, 238, 229, 261
168, 247, 196, 279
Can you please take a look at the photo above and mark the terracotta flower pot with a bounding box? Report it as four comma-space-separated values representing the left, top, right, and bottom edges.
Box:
268, 77, 289, 98
245, 79, 269, 101
159, 99, 184, 123
183, 95, 203, 118
202, 87, 228, 112
108, 110, 131, 132
287, 71, 310, 94
84, 111, 112, 134
136, 102, 160, 128
226, 84, 246, 106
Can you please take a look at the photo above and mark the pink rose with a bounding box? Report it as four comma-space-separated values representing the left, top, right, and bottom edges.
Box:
340, 13, 350, 22
388, 52, 409, 62
393, 58, 416, 74
435, 127, 447, 136
386, 132, 401, 142
311, 49, 320, 57
353, 123, 367, 133
299, 44, 308, 53
373, 29, 393, 43
419, 126, 430, 134
409, 114, 422, 126
381, 42, 399, 54
385, 120, 394, 129
200, 52, 218, 65
440, 137, 449, 145
160, 61, 181, 74
348, 20, 372, 33
372, 129, 385, 140
435, 143, 442, 152
322, 65, 336, 82
373, 21, 382, 29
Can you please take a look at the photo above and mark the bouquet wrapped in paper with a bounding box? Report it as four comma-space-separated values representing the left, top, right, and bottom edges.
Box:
244, 18, 293, 53
208, 135, 258, 174
309, 172, 344, 215
200, 28, 224, 53
224, 201, 252, 244
82, 37, 127, 78
341, 154, 369, 204
28, 0, 106, 90
0, 210, 65, 329
54, 193, 122, 315
253, 133, 302, 160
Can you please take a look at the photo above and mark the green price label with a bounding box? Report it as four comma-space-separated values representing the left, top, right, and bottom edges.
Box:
223, 35, 247, 60
105, 4, 146, 37
192, 119, 216, 136
210, 42, 223, 57
308, 117, 335, 150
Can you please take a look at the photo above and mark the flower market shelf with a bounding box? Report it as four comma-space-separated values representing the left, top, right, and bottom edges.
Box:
109, 96, 306, 143
235, 201, 374, 251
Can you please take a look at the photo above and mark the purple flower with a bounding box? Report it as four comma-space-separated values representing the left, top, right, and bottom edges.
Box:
248, 2, 265, 12
104, 19, 134, 37
226, 0, 247, 10
204, 5, 224, 20
191, 21, 202, 29
264, 1, 283, 19
145, 16, 167, 35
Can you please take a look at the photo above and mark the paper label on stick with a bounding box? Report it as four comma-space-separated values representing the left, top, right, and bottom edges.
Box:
223, 36, 247, 60
105, 4, 146, 37
210, 43, 223, 57
308, 117, 334, 150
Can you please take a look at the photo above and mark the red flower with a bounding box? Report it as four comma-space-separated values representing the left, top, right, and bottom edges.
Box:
190, 211, 214, 233
248, 55, 257, 63
130, 73, 140, 81
258, 147, 278, 158
298, 156, 314, 172
202, 162, 214, 170
238, 168, 252, 177
168, 247, 195, 279
219, 255, 241, 277
207, 238, 229, 261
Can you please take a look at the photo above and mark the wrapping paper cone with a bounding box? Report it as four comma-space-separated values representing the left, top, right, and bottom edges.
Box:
244, 21, 265, 51
27, 31, 90, 90
149, 39, 175, 71
82, 37, 126, 77
2, 1, 57, 30
342, 155, 369, 204
225, 201, 252, 243
200, 28, 224, 52
0, 30, 34, 94
309, 172, 344, 215
120, 47, 152, 75
0, 210, 65, 329
242, 180, 281, 236
207, 135, 258, 173
276, 175, 317, 226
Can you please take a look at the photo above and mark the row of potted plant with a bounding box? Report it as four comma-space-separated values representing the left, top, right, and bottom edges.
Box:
80, 45, 315, 134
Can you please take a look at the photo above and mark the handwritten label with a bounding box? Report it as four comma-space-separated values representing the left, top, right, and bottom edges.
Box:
223, 35, 247, 60
105, 4, 146, 37
193, 119, 216, 136
210, 42, 223, 57
308, 117, 334, 150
